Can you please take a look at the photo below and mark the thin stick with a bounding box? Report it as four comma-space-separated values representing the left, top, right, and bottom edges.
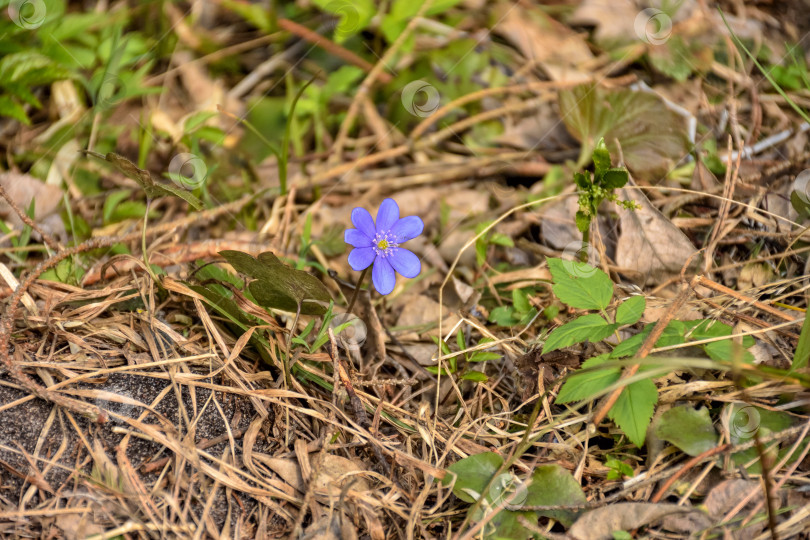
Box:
0, 182, 60, 251
346, 267, 369, 315
276, 18, 391, 84
330, 0, 435, 162
695, 275, 797, 322
590, 275, 700, 427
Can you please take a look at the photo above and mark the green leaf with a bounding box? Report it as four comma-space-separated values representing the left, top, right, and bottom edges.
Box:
608, 378, 658, 447
468, 351, 501, 363
615, 296, 646, 326
512, 288, 531, 313
601, 168, 629, 189
431, 335, 452, 357
489, 305, 519, 327
456, 328, 465, 352
183, 111, 219, 133
102, 190, 132, 224
547, 257, 613, 311
489, 232, 514, 247
219, 0, 273, 32
149, 181, 204, 210
575, 210, 591, 234
686, 319, 755, 363
460, 371, 488, 382
475, 237, 487, 267
312, 0, 375, 42
81, 151, 203, 210
605, 458, 634, 481
559, 83, 690, 177
654, 405, 717, 456
219, 250, 331, 315
556, 354, 619, 403
592, 138, 611, 174
791, 187, 810, 218
543, 314, 617, 354
0, 94, 29, 124
792, 311, 810, 370
611, 321, 686, 358
574, 171, 591, 190
525, 464, 588, 527
442, 452, 503, 503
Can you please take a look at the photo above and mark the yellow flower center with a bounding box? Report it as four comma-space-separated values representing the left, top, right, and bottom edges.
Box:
377, 239, 389, 250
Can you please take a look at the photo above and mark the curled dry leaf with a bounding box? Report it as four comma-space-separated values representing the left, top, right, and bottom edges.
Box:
301, 511, 358, 540
0, 171, 63, 227
615, 181, 698, 284
395, 295, 460, 338
494, 3, 592, 82
568, 502, 708, 540
257, 454, 370, 497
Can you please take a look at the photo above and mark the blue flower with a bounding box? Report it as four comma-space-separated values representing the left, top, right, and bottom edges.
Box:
344, 198, 424, 295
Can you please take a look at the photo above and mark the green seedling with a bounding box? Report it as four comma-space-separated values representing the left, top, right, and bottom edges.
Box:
573, 138, 635, 253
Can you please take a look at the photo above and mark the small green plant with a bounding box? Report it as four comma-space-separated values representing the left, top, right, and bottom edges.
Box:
441, 451, 587, 539
572, 138, 635, 249
475, 220, 514, 267
488, 288, 538, 327
604, 456, 635, 481
545, 257, 755, 447
427, 330, 500, 382
0, 200, 35, 263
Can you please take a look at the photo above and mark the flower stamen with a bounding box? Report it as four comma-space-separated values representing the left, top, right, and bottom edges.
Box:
373, 230, 398, 258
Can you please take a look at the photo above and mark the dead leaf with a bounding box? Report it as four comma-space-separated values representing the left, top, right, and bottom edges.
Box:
0, 171, 63, 225
438, 228, 477, 267
703, 479, 766, 540
54, 511, 104, 538
569, 0, 640, 45
301, 511, 358, 540
395, 295, 460, 338
738, 264, 773, 291
568, 502, 707, 540
258, 454, 370, 497
615, 180, 698, 284
495, 102, 577, 151
494, 4, 593, 82
489, 265, 551, 286
559, 84, 690, 177
704, 479, 763, 519
571, 0, 700, 46
515, 346, 584, 402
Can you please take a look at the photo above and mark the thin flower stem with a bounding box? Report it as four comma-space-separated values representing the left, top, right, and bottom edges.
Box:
346, 267, 369, 314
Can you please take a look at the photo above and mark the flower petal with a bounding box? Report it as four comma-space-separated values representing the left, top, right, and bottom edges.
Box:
371, 257, 396, 295
389, 248, 421, 278
390, 216, 424, 243
348, 247, 375, 271
375, 198, 399, 232
351, 207, 376, 238
345, 228, 373, 248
